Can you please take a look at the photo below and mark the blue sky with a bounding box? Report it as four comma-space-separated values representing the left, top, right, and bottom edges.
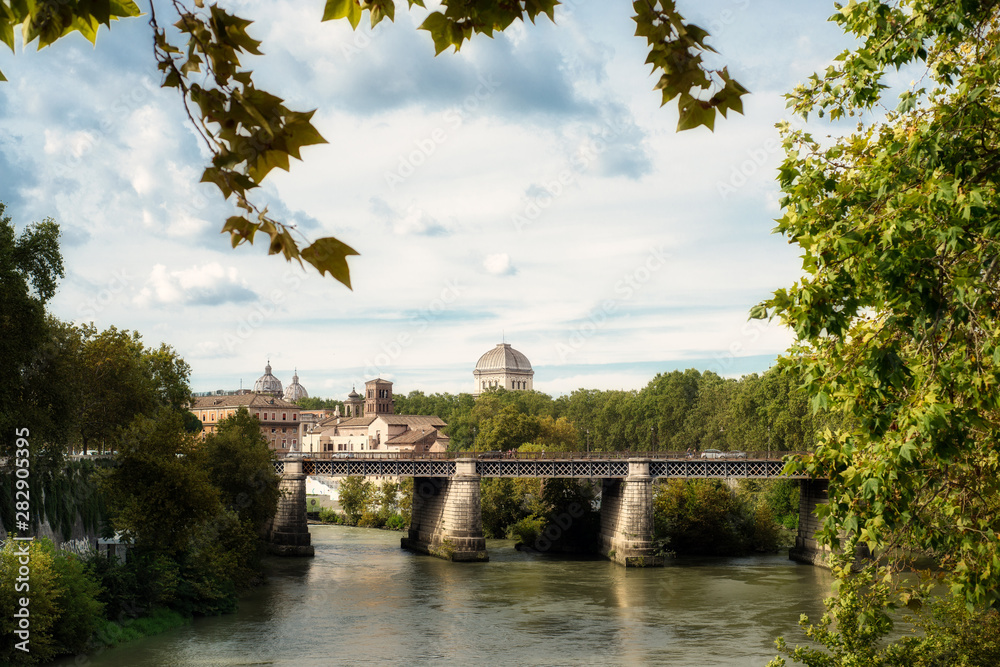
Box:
0, 1, 851, 398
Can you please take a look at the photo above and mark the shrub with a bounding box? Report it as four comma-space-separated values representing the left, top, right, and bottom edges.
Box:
357, 509, 384, 529
50, 550, 105, 654
0, 538, 103, 665
509, 516, 546, 546
338, 477, 373, 525
317, 507, 339, 523
653, 480, 754, 556
481, 477, 532, 538
385, 514, 407, 531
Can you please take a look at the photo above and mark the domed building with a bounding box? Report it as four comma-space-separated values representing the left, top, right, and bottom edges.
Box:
343, 386, 363, 417
473, 343, 534, 397
253, 361, 283, 396
283, 369, 308, 402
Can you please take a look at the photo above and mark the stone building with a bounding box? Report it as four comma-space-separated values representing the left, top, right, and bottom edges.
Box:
344, 387, 363, 417
253, 361, 284, 396
365, 377, 394, 415
473, 342, 534, 397
191, 393, 302, 457
301, 378, 449, 454
190, 362, 312, 457
283, 369, 309, 402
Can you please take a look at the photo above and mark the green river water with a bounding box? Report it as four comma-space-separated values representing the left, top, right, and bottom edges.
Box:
53, 525, 832, 666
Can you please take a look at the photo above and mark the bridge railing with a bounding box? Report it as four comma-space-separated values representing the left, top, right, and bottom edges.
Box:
291, 450, 803, 461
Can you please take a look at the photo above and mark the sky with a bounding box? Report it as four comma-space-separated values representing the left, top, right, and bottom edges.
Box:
0, 1, 853, 399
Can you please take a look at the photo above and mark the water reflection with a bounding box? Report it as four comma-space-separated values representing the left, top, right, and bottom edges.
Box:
52, 526, 832, 666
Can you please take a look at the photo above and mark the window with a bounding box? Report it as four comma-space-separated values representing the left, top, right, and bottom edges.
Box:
282, 413, 287, 420
292, 439, 297, 446
271, 428, 276, 433
282, 439, 286, 447
293, 414, 298, 421
282, 428, 287, 433
272, 412, 276, 420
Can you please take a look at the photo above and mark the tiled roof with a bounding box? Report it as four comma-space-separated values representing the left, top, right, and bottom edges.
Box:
334, 416, 378, 428
377, 414, 447, 428
386, 428, 439, 445
193, 394, 300, 410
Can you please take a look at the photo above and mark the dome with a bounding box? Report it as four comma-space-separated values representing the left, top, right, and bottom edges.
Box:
283, 369, 308, 402
254, 362, 283, 395
475, 343, 533, 373
346, 386, 361, 400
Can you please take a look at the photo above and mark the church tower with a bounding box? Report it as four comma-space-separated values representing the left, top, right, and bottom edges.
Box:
364, 378, 394, 416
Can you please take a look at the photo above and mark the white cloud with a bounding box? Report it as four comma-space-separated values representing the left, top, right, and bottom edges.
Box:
483, 253, 515, 276
0, 0, 852, 394
134, 263, 257, 307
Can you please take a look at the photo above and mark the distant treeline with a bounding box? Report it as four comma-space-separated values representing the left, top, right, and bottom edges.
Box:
390, 366, 838, 453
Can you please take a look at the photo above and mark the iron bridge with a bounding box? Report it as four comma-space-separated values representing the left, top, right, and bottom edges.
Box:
273, 457, 800, 479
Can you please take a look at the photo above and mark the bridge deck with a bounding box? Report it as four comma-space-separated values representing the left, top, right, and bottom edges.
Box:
274, 454, 804, 479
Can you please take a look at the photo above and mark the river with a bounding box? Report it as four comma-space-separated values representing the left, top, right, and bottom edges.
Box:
55, 525, 832, 666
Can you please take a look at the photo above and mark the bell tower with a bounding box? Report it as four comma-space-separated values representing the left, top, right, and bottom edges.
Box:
364, 378, 394, 415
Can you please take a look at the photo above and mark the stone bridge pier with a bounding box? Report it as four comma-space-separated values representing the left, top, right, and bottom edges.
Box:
790, 478, 831, 566
268, 458, 315, 556
598, 459, 664, 567
401, 459, 489, 562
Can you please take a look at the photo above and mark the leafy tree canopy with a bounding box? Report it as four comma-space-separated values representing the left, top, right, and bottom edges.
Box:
755, 0, 1000, 614
0, 0, 748, 288
198, 406, 280, 530
0, 203, 64, 455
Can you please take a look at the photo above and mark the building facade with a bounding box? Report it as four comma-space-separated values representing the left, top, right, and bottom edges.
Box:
473, 342, 534, 397
191, 393, 302, 457
301, 379, 449, 454
365, 378, 395, 415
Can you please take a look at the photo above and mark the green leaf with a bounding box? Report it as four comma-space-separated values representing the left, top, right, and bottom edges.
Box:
677, 95, 715, 131
419, 12, 458, 55
300, 237, 360, 289
322, 0, 363, 29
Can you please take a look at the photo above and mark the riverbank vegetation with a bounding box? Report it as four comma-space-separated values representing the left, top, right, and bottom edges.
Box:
391, 366, 836, 454
319, 477, 412, 531
321, 470, 799, 559
1, 206, 282, 663
0, 406, 280, 665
